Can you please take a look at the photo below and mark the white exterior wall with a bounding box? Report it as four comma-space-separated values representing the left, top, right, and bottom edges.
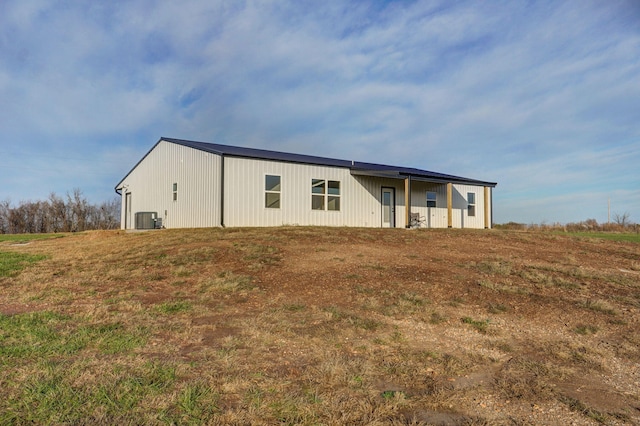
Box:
223, 157, 408, 227
452, 183, 489, 229
117, 141, 221, 229
410, 182, 449, 228
410, 182, 491, 229
117, 140, 492, 230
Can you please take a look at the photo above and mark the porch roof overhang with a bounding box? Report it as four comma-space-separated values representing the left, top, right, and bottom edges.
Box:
350, 167, 497, 187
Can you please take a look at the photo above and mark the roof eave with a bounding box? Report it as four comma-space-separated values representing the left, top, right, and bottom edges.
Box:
350, 168, 497, 187
115, 137, 498, 193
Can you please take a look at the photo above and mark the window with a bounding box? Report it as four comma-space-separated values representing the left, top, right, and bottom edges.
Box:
328, 180, 340, 211
467, 192, 476, 216
312, 179, 325, 210
426, 191, 437, 208
265, 175, 281, 208
172, 183, 178, 201
311, 179, 340, 211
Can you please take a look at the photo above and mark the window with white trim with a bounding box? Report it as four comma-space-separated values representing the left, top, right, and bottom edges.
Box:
467, 192, 476, 216
172, 183, 178, 201
265, 175, 281, 208
311, 179, 340, 211
426, 191, 437, 208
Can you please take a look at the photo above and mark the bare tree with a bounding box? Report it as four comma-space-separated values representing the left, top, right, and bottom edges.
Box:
93, 197, 120, 230
48, 192, 69, 232
612, 212, 631, 227
67, 188, 89, 232
0, 191, 120, 234
0, 199, 10, 234
8, 205, 26, 234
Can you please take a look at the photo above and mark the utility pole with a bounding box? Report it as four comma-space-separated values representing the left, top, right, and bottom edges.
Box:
608, 198, 610, 224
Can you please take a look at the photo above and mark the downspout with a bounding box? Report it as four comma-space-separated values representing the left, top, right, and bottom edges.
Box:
220, 154, 226, 227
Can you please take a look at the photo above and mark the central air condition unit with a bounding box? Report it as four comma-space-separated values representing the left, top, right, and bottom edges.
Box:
135, 212, 158, 230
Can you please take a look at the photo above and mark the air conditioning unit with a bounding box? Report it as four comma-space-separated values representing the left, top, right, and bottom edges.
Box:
135, 212, 158, 230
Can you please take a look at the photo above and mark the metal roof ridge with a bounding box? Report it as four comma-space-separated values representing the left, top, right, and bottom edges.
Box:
158, 137, 497, 187
162, 136, 353, 166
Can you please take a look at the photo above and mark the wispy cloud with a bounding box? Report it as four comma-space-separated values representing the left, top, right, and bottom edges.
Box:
1, 0, 639, 222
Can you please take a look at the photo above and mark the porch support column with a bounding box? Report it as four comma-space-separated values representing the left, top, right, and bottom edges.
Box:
404, 176, 411, 228
484, 186, 490, 229
447, 183, 453, 228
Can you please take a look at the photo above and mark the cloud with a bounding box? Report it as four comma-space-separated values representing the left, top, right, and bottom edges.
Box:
0, 0, 638, 224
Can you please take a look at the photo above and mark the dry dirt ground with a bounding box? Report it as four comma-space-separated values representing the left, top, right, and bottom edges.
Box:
1, 227, 639, 425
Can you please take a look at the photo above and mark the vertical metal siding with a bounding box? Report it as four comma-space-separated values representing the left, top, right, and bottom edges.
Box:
223, 157, 406, 227
410, 182, 449, 228
452, 184, 486, 229
118, 141, 221, 229
118, 141, 491, 230
409, 182, 488, 229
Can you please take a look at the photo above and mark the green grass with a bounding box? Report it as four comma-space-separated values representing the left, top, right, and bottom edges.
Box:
564, 232, 640, 243
580, 299, 617, 315
0, 360, 177, 424
155, 301, 193, 314
0, 233, 65, 243
199, 272, 256, 293
487, 303, 509, 314
324, 306, 383, 331
574, 324, 599, 335
0, 312, 148, 363
0, 251, 48, 277
0, 311, 159, 423
476, 260, 512, 275
559, 394, 610, 423
461, 316, 490, 334
171, 382, 219, 423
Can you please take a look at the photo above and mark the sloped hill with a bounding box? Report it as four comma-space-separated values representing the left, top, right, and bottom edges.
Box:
1, 227, 639, 424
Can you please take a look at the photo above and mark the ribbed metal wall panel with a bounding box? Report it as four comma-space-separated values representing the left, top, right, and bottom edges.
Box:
223, 157, 411, 227
118, 141, 221, 229
354, 176, 405, 228
452, 184, 485, 229
118, 141, 491, 229
410, 182, 447, 228
409, 182, 490, 228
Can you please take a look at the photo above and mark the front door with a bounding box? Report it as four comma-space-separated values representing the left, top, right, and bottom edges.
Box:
381, 187, 395, 228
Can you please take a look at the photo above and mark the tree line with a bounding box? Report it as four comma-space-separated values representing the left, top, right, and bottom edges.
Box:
0, 189, 120, 234
496, 214, 637, 232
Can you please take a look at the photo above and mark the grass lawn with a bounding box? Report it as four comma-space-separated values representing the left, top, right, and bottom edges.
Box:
564, 231, 640, 243
0, 233, 65, 243
0, 251, 48, 277
0, 227, 638, 424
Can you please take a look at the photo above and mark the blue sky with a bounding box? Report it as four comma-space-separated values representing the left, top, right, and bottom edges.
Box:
1, 0, 639, 224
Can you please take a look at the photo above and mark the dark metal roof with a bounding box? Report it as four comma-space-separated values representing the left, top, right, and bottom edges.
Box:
116, 137, 497, 190
163, 137, 353, 168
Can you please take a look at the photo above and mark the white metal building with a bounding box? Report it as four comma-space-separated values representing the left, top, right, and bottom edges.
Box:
115, 138, 497, 230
